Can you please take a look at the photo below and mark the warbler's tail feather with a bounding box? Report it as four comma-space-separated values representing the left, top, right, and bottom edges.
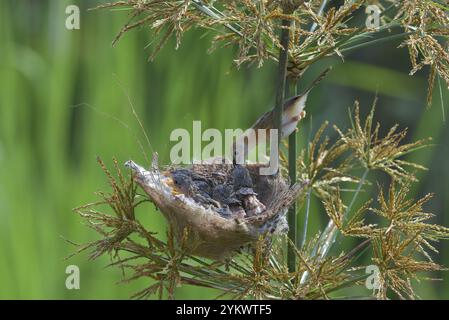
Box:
301, 66, 332, 95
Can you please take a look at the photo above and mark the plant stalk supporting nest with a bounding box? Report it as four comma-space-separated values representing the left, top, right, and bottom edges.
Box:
286, 0, 328, 273
274, 13, 294, 271
287, 82, 298, 273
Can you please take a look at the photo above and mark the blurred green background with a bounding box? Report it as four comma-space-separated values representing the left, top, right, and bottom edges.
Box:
0, 1, 448, 299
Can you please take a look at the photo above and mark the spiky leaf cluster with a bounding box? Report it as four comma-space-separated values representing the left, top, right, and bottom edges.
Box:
73, 102, 449, 299
96, 0, 449, 98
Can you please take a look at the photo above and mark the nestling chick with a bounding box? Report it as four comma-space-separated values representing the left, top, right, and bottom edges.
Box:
231, 165, 266, 217
232, 164, 254, 189
169, 170, 220, 208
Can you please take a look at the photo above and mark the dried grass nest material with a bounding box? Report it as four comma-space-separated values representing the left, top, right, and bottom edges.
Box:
125, 156, 307, 260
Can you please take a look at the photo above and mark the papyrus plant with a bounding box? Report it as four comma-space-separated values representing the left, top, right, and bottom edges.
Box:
72, 0, 449, 299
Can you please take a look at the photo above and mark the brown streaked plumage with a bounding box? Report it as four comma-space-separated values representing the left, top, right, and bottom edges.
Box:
251, 93, 308, 138
233, 67, 331, 163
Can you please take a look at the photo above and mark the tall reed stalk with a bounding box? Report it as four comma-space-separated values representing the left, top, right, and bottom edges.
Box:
273, 2, 296, 272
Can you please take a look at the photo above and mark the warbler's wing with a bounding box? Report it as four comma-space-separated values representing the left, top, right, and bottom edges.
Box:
233, 67, 331, 161
254, 66, 331, 128
251, 109, 273, 130
281, 94, 308, 138
280, 67, 331, 137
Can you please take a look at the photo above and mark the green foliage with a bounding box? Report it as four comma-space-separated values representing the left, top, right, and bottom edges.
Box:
1, 0, 449, 299
76, 102, 449, 299
96, 0, 449, 95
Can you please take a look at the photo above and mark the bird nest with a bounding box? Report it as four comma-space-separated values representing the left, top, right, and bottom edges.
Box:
125, 156, 307, 260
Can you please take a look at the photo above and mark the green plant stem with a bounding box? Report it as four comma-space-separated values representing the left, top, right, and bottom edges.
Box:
274, 17, 293, 271
192, 0, 243, 37
309, 0, 328, 32
298, 0, 329, 250
319, 168, 369, 257
274, 21, 291, 146
438, 75, 446, 123
300, 168, 369, 284
340, 32, 414, 54
321, 169, 370, 256
342, 168, 369, 223
301, 189, 312, 248
287, 82, 298, 272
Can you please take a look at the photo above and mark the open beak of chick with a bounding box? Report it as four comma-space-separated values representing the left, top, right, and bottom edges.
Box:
164, 174, 183, 196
